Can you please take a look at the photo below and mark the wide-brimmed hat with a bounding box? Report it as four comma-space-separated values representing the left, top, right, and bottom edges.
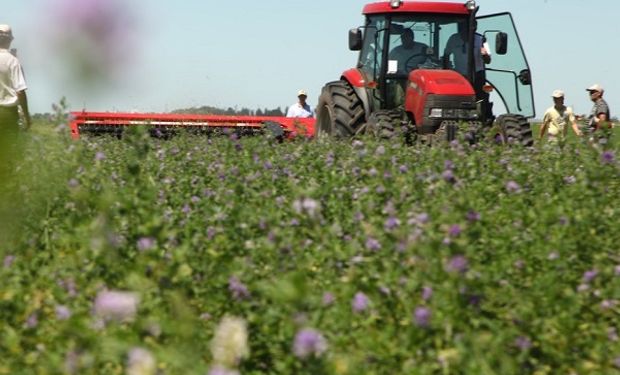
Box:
551, 89, 564, 98
297, 90, 308, 97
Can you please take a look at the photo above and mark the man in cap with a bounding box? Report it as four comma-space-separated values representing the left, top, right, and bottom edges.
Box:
585, 84, 610, 134
0, 24, 31, 134
539, 89, 581, 144
286, 90, 314, 118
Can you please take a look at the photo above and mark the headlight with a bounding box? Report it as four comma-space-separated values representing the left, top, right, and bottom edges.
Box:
429, 108, 479, 119
390, 0, 402, 8
429, 108, 443, 118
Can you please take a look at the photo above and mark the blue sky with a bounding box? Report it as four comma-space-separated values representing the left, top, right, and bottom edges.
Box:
5, 0, 619, 119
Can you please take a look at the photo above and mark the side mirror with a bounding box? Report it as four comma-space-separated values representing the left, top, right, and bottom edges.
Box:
495, 32, 508, 55
518, 69, 531, 85
349, 28, 363, 51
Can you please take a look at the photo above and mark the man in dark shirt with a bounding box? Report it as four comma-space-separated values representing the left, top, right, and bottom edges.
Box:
586, 84, 610, 132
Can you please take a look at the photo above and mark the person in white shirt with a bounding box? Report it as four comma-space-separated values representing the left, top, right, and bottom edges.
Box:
286, 90, 314, 118
539, 90, 582, 144
0, 24, 31, 134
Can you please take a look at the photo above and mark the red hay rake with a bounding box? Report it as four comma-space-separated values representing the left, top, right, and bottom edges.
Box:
69, 111, 316, 140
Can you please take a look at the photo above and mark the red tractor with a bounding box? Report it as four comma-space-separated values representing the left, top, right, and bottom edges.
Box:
316, 0, 535, 146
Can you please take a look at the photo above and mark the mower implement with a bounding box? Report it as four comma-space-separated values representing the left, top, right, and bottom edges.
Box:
69, 111, 315, 140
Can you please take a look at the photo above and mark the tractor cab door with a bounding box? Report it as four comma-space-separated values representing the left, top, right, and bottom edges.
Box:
477, 13, 535, 118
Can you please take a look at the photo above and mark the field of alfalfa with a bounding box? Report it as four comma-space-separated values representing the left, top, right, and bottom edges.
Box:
1, 119, 619, 375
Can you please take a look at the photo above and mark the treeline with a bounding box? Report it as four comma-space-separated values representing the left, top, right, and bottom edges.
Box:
171, 105, 285, 117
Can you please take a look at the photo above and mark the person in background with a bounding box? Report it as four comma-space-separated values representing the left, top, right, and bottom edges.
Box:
585, 84, 611, 141
444, 21, 491, 119
0, 24, 31, 134
286, 90, 314, 118
539, 90, 581, 144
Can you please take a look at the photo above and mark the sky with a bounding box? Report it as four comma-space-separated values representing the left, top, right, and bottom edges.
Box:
4, 0, 619, 119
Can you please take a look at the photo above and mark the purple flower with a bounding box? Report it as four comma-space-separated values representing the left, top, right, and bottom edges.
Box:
444, 159, 455, 170
55, 305, 72, 320
601, 150, 615, 164
207, 226, 217, 240
3, 255, 15, 268
208, 366, 240, 375
563, 175, 576, 184
228, 276, 250, 300
514, 336, 532, 350
466, 210, 481, 222
292, 198, 320, 217
577, 283, 589, 293
601, 300, 616, 310
422, 286, 433, 301
448, 224, 462, 237
94, 151, 105, 161
446, 255, 469, 274
607, 327, 619, 342
416, 212, 430, 225
399, 165, 408, 173
506, 180, 521, 194
352, 292, 370, 313
384, 217, 400, 231
583, 269, 598, 283
126, 347, 156, 375
413, 306, 431, 328
68, 178, 79, 188
365, 237, 381, 251
293, 328, 328, 359
136, 237, 156, 252
514, 259, 525, 269
442, 169, 456, 183
614, 356, 620, 369
26, 313, 38, 328
322, 292, 335, 306
50, 0, 136, 85
200, 312, 212, 321
93, 290, 139, 322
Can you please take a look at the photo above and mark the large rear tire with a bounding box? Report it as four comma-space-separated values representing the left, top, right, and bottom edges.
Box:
495, 114, 533, 147
315, 81, 365, 138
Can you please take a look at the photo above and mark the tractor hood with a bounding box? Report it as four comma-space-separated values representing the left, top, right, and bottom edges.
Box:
409, 69, 475, 96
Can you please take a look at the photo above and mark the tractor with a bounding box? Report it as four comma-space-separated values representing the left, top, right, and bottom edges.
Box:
315, 0, 535, 146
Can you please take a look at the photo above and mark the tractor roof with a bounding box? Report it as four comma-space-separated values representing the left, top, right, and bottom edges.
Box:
363, 1, 470, 16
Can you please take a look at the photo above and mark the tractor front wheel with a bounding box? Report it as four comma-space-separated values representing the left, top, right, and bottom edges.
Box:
315, 81, 365, 138
366, 109, 416, 144
495, 114, 533, 147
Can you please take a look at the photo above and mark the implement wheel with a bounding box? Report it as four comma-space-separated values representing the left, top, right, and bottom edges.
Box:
496, 114, 534, 147
315, 80, 365, 138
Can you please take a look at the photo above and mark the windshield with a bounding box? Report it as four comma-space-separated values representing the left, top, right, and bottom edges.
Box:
358, 14, 470, 81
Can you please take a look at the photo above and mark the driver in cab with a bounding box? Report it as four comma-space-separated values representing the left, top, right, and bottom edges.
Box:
389, 29, 428, 74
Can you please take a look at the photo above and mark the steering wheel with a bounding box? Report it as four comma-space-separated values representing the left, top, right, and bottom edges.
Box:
404, 53, 427, 72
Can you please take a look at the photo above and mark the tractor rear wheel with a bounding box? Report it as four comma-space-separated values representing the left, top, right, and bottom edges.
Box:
315, 81, 365, 138
495, 114, 533, 147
